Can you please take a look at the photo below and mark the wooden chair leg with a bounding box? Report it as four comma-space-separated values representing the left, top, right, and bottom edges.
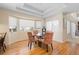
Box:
2, 46, 5, 52
4, 44, 6, 49
28, 43, 29, 47
30, 43, 32, 50
46, 45, 48, 52
51, 43, 53, 50
0, 47, 1, 54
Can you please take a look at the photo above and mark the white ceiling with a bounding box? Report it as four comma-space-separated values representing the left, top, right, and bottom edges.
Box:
0, 3, 79, 18
26, 3, 64, 11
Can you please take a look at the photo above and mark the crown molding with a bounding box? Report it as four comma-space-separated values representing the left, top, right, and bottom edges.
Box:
0, 3, 65, 19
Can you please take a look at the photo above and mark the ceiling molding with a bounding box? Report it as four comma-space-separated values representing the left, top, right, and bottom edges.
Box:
16, 7, 42, 17
24, 4, 43, 13
0, 6, 43, 18
1, 3, 79, 19
0, 3, 65, 19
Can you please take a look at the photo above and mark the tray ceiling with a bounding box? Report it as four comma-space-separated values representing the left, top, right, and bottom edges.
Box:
0, 3, 79, 18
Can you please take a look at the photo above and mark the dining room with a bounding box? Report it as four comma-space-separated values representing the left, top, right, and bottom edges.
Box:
0, 4, 63, 54
1, 3, 79, 55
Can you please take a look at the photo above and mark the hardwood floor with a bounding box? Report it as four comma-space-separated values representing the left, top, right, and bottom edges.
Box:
2, 40, 79, 55
3, 40, 49, 55
53, 41, 79, 55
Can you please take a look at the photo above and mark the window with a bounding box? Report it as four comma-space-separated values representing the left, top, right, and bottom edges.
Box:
9, 16, 42, 32
19, 19, 34, 31
46, 20, 59, 41
46, 21, 52, 31
9, 16, 17, 32
35, 21, 42, 29
46, 20, 59, 32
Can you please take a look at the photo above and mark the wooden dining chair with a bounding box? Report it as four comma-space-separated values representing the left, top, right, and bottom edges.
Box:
27, 32, 36, 50
0, 32, 7, 52
43, 32, 53, 52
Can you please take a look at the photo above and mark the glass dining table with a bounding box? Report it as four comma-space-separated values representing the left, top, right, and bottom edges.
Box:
35, 33, 47, 50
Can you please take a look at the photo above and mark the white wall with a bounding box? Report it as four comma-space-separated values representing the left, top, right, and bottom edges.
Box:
8, 31, 27, 44
46, 13, 64, 42
0, 24, 8, 33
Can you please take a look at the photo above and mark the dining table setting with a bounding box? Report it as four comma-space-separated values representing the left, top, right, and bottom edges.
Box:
27, 29, 53, 52
33, 31, 53, 52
